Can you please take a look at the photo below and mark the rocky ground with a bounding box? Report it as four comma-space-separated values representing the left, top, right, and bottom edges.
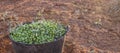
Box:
0, 0, 120, 53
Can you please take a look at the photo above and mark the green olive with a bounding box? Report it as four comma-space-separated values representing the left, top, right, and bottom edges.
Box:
10, 20, 66, 44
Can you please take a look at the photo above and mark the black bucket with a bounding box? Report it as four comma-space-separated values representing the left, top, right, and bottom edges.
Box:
10, 36, 65, 53
9, 27, 68, 53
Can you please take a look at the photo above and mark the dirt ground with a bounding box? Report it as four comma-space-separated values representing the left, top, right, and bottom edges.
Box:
0, 0, 120, 53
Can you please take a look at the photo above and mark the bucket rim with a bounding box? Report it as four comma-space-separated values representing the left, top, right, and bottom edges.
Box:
9, 26, 68, 46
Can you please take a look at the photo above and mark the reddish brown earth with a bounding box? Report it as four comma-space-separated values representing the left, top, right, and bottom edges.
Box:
0, 0, 120, 53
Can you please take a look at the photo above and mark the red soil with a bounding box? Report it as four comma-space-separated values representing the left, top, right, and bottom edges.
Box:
0, 0, 120, 53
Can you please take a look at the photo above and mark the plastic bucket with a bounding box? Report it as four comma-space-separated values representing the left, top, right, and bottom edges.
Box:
10, 36, 65, 53
9, 27, 68, 53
